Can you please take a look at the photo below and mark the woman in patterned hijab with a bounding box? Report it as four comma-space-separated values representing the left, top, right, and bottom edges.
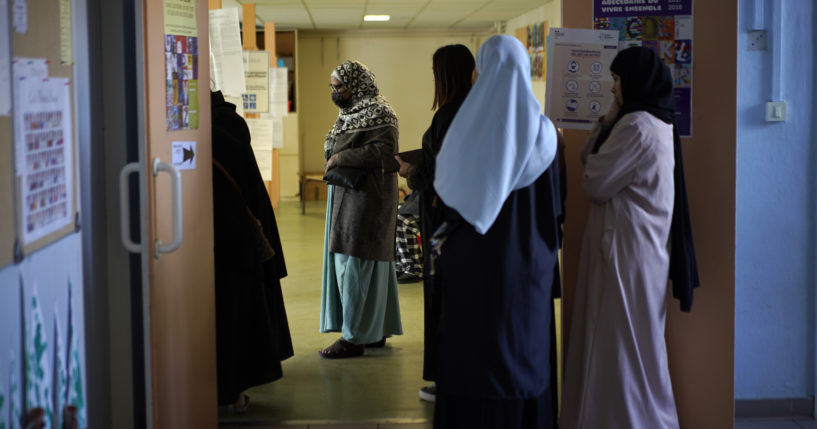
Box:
319, 60, 403, 358
323, 61, 399, 160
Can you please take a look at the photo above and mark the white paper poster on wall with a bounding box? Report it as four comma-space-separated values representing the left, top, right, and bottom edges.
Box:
545, 28, 619, 130
242, 50, 269, 113
246, 118, 273, 181
268, 67, 288, 117
171, 141, 197, 170
246, 118, 273, 150
13, 77, 74, 245
272, 117, 283, 149
208, 8, 246, 97
0, 234, 89, 429
12, 0, 26, 34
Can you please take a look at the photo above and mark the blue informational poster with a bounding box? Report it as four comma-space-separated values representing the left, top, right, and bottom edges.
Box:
593, 0, 693, 137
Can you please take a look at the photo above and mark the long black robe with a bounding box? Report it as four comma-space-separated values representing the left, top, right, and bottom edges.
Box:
211, 91, 293, 405
433, 157, 562, 429
406, 96, 465, 382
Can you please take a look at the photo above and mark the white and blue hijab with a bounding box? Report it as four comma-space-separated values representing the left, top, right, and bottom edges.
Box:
433, 35, 557, 234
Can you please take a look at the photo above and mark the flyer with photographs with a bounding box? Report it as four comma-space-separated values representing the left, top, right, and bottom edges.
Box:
593, 0, 693, 136
14, 77, 74, 245
165, 34, 199, 130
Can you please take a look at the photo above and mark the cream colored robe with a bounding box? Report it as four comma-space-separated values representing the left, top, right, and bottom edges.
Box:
561, 111, 679, 429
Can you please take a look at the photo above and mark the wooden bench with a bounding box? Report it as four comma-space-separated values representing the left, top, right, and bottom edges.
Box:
300, 172, 326, 214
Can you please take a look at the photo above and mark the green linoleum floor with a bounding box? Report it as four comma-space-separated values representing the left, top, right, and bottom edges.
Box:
219, 200, 434, 426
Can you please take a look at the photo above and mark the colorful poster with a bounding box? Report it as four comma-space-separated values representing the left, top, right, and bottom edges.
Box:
242, 50, 269, 113
593, 0, 693, 136
526, 22, 547, 81
163, 0, 197, 37
545, 28, 620, 130
165, 34, 199, 130
13, 76, 74, 245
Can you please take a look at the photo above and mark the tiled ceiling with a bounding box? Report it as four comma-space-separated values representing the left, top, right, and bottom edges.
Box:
222, 0, 552, 31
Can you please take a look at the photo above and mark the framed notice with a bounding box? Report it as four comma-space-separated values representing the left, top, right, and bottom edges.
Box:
593, 0, 693, 136
545, 28, 619, 130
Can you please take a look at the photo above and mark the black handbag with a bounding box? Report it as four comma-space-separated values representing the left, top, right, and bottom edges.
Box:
323, 166, 368, 189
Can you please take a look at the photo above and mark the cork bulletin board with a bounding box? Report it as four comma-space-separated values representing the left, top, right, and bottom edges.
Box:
1, 0, 77, 268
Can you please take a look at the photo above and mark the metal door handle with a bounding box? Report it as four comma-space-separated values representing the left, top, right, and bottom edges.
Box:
153, 157, 183, 258
119, 162, 142, 253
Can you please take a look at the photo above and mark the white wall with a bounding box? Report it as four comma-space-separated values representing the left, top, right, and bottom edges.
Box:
298, 32, 482, 176
735, 0, 817, 400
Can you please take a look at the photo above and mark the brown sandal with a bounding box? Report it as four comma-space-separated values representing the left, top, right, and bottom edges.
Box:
318, 338, 364, 359
365, 337, 386, 348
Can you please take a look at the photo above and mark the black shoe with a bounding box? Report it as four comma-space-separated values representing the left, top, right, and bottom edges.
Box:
396, 272, 422, 284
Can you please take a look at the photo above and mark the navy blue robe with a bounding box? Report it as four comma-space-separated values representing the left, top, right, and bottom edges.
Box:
434, 157, 562, 428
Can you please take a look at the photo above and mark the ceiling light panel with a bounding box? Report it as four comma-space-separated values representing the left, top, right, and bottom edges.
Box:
256, 4, 313, 28
304, 0, 366, 7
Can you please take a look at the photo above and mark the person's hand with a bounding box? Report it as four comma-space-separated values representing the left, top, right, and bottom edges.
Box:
394, 155, 414, 178
325, 154, 338, 172
601, 98, 621, 129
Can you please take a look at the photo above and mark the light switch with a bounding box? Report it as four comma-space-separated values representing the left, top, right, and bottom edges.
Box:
765, 101, 787, 122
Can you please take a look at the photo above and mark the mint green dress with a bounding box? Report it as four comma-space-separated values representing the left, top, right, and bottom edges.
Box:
320, 185, 403, 344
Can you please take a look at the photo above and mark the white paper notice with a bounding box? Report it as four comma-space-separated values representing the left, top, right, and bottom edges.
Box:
13, 0, 26, 34
254, 149, 273, 181
268, 67, 288, 117
0, 0, 11, 115
208, 8, 246, 97
13, 58, 50, 169
14, 77, 74, 244
246, 118, 273, 180
272, 117, 283, 149
171, 141, 197, 170
545, 28, 619, 130
246, 118, 273, 150
13, 57, 49, 80
242, 50, 269, 113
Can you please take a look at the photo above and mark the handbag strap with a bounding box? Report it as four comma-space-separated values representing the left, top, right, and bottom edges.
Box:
213, 158, 251, 208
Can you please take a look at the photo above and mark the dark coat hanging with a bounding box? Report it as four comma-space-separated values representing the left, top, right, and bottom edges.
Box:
211, 91, 293, 405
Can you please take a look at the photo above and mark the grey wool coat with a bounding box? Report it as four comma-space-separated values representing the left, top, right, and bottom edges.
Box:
328, 125, 399, 261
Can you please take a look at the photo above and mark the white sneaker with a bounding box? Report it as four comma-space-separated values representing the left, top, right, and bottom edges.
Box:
419, 384, 436, 403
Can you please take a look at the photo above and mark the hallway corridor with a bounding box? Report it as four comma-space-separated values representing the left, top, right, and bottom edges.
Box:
217, 201, 815, 429
218, 200, 433, 428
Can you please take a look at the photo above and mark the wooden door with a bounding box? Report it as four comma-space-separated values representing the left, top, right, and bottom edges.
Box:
140, 0, 217, 427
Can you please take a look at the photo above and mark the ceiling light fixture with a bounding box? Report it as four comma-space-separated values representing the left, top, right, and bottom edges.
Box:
363, 14, 390, 22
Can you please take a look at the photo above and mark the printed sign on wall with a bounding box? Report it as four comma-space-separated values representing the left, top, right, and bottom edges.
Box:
545, 28, 619, 130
